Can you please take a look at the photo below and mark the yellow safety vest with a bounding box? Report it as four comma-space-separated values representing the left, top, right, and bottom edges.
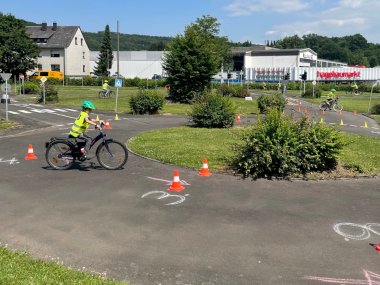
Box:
102, 83, 108, 90
70, 111, 90, 137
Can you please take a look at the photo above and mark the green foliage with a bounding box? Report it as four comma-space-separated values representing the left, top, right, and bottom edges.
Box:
21, 81, 40, 94
36, 84, 58, 103
371, 104, 380, 114
276, 33, 379, 66
302, 83, 322, 98
46, 78, 62, 85
0, 13, 39, 76
190, 93, 237, 128
163, 15, 231, 103
232, 109, 345, 179
94, 25, 113, 76
216, 84, 250, 98
257, 94, 285, 113
129, 89, 165, 114
83, 31, 172, 51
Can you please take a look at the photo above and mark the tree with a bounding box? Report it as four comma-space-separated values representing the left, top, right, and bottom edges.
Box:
274, 35, 306, 49
163, 15, 231, 103
94, 25, 113, 76
0, 13, 39, 77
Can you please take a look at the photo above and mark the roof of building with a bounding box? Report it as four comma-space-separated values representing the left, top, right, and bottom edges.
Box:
248, 48, 317, 57
26, 24, 80, 49
90, 51, 164, 61
231, 46, 277, 55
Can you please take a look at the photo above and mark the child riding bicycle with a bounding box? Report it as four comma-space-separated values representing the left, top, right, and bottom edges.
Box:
69, 100, 103, 160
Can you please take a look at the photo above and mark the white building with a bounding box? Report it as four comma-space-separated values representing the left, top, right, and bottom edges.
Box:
26, 22, 90, 77
244, 48, 347, 69
90, 51, 165, 79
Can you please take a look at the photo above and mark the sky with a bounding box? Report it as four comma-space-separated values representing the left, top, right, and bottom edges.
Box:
2, 0, 380, 44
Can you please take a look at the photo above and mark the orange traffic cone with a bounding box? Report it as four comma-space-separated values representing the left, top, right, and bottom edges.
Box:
104, 119, 112, 130
198, 158, 212, 177
168, 169, 185, 192
236, 114, 241, 123
25, 144, 37, 160
370, 243, 380, 252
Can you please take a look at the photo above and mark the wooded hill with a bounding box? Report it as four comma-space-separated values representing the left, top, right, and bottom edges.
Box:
83, 31, 172, 51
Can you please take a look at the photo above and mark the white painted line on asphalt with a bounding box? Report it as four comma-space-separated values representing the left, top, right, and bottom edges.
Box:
64, 108, 77, 112
371, 131, 380, 134
56, 124, 64, 127
18, 110, 32, 114
28, 109, 45, 113
349, 125, 358, 128
7, 111, 19, 115
53, 108, 68, 112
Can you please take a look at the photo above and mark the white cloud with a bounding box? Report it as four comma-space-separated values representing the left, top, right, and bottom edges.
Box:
263, 0, 380, 42
225, 0, 311, 16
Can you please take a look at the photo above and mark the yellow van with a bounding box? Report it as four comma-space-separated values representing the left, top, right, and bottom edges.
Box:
30, 70, 64, 81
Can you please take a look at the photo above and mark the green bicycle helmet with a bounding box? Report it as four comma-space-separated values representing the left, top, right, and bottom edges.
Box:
331, 88, 336, 92
81, 100, 95, 110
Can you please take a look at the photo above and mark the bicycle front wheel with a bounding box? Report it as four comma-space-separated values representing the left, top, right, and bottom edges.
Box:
333, 103, 343, 112
46, 141, 74, 170
108, 91, 114, 98
96, 140, 128, 170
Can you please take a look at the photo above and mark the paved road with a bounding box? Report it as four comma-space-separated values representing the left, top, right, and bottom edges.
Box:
286, 97, 380, 137
0, 100, 379, 285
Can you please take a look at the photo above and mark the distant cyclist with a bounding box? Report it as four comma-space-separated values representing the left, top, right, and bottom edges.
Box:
326, 89, 337, 109
102, 80, 110, 97
351, 82, 359, 95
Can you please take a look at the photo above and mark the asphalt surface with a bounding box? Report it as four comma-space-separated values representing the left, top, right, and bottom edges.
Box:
0, 98, 379, 285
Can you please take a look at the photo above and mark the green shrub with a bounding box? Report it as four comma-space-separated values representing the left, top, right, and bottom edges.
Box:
190, 93, 237, 128
46, 78, 62, 85
21, 81, 40, 94
371, 104, 380, 114
257, 94, 286, 113
129, 89, 165, 114
36, 84, 59, 103
232, 109, 345, 179
302, 84, 322, 98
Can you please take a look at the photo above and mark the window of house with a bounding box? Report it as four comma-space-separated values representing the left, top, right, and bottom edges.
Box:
50, 50, 60, 57
38, 53, 42, 58
82, 52, 85, 59
51, 64, 60, 71
81, 38, 83, 46
75, 37, 78, 45
83, 65, 85, 72
37, 64, 42, 70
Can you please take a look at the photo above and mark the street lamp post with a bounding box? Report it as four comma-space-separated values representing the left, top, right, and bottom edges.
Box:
368, 80, 380, 114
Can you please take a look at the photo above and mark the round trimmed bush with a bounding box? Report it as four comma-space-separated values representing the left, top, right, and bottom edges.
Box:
129, 89, 165, 114
36, 84, 59, 103
190, 93, 237, 128
232, 109, 345, 179
21, 81, 40, 94
371, 104, 380, 114
257, 94, 286, 113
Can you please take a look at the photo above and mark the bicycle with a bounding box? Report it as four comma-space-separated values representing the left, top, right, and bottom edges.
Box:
45, 123, 128, 170
98, 89, 114, 99
319, 97, 343, 112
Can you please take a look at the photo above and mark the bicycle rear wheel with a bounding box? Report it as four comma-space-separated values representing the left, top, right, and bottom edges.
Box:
98, 91, 105, 99
96, 140, 128, 170
46, 141, 74, 170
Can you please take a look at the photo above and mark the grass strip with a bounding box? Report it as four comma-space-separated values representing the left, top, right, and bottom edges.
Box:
0, 246, 127, 285
16, 86, 258, 115
128, 126, 380, 177
0, 119, 16, 131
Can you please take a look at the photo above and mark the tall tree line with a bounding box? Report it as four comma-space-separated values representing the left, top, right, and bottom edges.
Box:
274, 34, 380, 67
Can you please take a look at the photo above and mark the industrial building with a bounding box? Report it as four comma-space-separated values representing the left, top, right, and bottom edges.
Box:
89, 51, 165, 79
